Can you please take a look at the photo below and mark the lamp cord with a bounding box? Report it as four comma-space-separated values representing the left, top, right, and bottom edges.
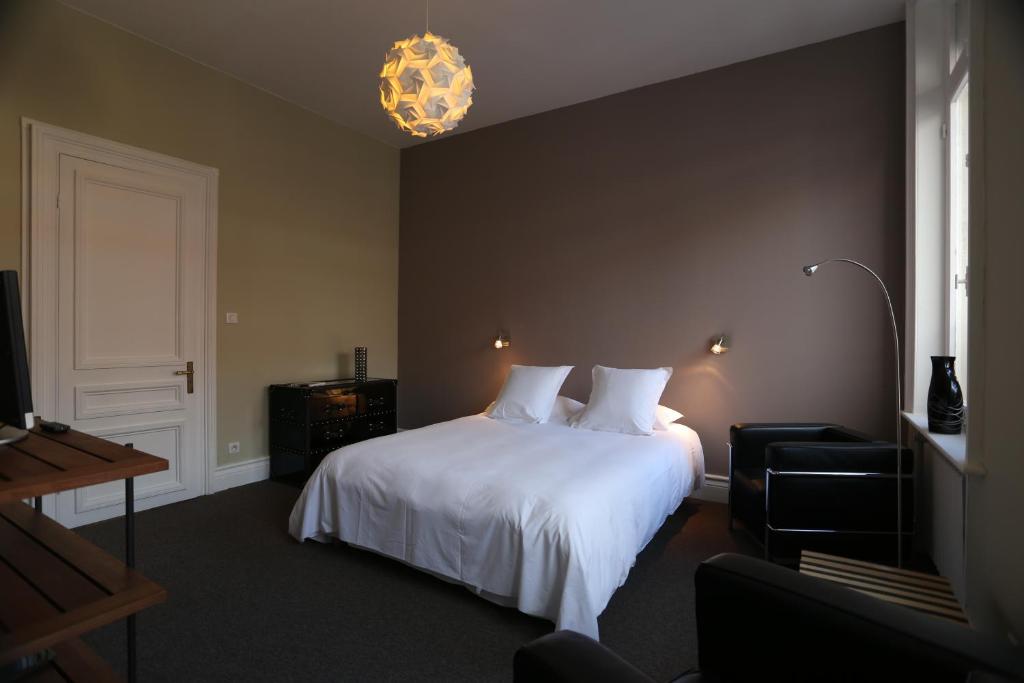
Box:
813, 258, 904, 568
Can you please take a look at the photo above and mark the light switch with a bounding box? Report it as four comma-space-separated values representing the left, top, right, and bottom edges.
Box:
225, 312, 239, 324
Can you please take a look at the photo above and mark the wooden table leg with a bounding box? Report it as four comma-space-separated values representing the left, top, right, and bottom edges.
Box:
125, 475, 136, 683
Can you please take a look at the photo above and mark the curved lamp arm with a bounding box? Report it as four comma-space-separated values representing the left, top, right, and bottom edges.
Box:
803, 258, 905, 567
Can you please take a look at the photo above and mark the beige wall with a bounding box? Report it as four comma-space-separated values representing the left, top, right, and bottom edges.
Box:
965, 0, 1024, 642
0, 1, 399, 467
398, 24, 906, 477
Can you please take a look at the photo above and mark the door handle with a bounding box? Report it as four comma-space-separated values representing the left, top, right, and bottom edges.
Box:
174, 361, 195, 394
954, 272, 968, 294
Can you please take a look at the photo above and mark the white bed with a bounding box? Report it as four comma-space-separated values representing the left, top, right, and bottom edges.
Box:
288, 414, 704, 639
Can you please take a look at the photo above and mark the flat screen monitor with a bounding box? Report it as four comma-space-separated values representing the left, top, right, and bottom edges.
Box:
0, 270, 34, 444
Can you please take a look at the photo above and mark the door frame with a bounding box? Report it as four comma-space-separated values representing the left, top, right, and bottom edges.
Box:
21, 119, 219, 512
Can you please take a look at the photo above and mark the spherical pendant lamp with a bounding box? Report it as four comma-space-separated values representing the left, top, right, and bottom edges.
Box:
379, 32, 474, 138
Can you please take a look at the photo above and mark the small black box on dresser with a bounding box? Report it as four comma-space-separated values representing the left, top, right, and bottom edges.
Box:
268, 378, 397, 486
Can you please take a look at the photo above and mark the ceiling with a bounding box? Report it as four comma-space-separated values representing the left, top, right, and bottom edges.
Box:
61, 0, 905, 148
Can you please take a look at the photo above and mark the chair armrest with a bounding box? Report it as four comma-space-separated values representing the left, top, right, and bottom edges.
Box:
514, 631, 655, 683
695, 554, 1024, 682
765, 442, 913, 474
823, 425, 880, 443
729, 423, 837, 472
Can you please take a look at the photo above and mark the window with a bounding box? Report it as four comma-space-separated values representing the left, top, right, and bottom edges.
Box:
946, 0, 969, 399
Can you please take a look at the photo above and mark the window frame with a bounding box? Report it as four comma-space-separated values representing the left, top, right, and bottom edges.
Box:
944, 0, 970, 398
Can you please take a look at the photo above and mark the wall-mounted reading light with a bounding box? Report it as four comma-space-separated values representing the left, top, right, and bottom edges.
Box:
494, 331, 511, 349
710, 335, 730, 355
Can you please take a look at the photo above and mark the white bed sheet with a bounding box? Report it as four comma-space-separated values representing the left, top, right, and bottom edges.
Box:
288, 415, 704, 639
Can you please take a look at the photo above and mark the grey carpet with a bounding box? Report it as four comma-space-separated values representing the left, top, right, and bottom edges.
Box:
77, 481, 759, 682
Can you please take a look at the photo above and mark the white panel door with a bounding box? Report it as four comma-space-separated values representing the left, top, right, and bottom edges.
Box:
54, 154, 207, 527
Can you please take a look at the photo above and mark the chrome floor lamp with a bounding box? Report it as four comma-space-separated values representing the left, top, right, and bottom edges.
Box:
803, 259, 905, 568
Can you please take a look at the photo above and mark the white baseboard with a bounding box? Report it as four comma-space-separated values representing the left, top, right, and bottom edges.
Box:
690, 473, 729, 504
211, 456, 269, 493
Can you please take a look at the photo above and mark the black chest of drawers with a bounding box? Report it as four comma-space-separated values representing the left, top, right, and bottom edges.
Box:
268, 378, 397, 485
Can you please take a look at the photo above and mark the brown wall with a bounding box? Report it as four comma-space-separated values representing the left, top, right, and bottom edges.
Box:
398, 24, 905, 476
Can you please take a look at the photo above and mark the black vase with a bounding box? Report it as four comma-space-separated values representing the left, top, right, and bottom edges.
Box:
927, 356, 964, 434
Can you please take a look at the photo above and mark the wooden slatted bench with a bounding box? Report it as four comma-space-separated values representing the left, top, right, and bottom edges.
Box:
0, 429, 168, 501
0, 427, 168, 682
799, 550, 969, 625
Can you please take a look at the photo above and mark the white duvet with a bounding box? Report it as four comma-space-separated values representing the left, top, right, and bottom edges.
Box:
288, 415, 704, 639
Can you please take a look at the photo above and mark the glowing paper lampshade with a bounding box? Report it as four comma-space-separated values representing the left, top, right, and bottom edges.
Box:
379, 32, 474, 138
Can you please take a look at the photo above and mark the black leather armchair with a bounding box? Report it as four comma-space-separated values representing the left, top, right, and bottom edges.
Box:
513, 554, 1024, 683
729, 423, 912, 562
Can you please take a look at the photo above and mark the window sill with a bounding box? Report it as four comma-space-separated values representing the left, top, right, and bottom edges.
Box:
902, 412, 985, 477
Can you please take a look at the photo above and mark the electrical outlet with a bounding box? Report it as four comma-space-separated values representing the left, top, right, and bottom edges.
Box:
228, 441, 240, 455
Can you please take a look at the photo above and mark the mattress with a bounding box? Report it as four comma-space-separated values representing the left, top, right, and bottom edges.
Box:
289, 414, 704, 639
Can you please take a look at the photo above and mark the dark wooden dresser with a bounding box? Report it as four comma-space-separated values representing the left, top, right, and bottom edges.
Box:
268, 378, 397, 485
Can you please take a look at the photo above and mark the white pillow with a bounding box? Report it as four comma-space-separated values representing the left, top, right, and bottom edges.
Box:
572, 366, 673, 436
653, 405, 685, 430
548, 396, 586, 424
487, 365, 574, 423
544, 399, 679, 428
487, 395, 584, 424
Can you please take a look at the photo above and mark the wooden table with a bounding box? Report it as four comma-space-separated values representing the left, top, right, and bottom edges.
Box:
799, 550, 969, 625
0, 427, 169, 682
